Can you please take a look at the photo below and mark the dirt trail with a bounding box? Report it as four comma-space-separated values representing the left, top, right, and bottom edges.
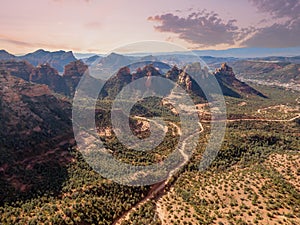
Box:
113, 113, 299, 225
202, 114, 300, 123
113, 118, 203, 225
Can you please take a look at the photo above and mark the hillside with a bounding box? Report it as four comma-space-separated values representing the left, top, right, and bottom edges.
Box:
215, 63, 267, 98
231, 60, 300, 91
0, 71, 74, 202
0, 71, 153, 224
0, 60, 89, 96
0, 50, 16, 60
0, 53, 299, 225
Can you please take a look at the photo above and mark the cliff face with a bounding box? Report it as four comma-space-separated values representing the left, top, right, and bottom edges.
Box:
30, 63, 68, 94
0, 71, 74, 200
62, 60, 88, 96
214, 63, 267, 98
132, 64, 161, 80
0, 60, 90, 96
99, 63, 266, 102
0, 59, 267, 100
215, 63, 235, 77
0, 60, 34, 80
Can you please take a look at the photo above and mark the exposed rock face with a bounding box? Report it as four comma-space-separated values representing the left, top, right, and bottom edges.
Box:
0, 71, 72, 139
178, 70, 192, 91
215, 63, 235, 76
0, 60, 34, 80
63, 60, 88, 96
0, 60, 91, 96
0, 59, 267, 100
166, 66, 181, 81
166, 64, 205, 95
19, 49, 76, 73
100, 63, 266, 102
64, 60, 88, 77
0, 60, 68, 94
132, 64, 161, 80
29, 63, 68, 94
116, 66, 131, 79
214, 63, 267, 98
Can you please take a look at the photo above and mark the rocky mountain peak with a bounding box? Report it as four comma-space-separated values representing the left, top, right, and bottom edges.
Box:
166, 65, 182, 81
30, 63, 59, 80
0, 60, 34, 80
19, 49, 76, 73
116, 66, 131, 78
142, 64, 161, 76
63, 60, 88, 77
215, 63, 235, 77
32, 49, 47, 55
29, 63, 68, 94
214, 62, 267, 98
132, 64, 161, 80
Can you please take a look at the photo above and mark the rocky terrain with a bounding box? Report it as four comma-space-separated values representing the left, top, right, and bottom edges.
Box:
99, 62, 266, 102
62, 60, 89, 96
0, 71, 74, 202
0, 59, 89, 96
0, 51, 299, 224
215, 63, 267, 98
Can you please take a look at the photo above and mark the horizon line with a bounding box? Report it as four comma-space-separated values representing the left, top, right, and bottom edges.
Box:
1, 46, 299, 57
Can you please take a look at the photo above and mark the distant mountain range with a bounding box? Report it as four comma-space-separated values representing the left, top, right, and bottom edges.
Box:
0, 50, 16, 60
0, 53, 266, 101
98, 62, 266, 103
192, 47, 300, 58
1, 48, 299, 92
1, 47, 297, 202
0, 49, 76, 73
81, 50, 300, 71
75, 47, 300, 59
2, 46, 300, 70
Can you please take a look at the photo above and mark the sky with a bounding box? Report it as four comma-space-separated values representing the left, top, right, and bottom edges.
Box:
0, 0, 299, 54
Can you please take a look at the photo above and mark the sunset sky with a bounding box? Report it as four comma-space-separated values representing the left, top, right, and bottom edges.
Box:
1, 0, 299, 54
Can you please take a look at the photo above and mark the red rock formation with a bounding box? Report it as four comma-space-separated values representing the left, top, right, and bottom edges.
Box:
63, 60, 89, 96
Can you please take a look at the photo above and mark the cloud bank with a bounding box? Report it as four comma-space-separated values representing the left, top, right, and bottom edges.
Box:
148, 11, 240, 47
244, 0, 300, 47
249, 0, 300, 19
149, 0, 300, 48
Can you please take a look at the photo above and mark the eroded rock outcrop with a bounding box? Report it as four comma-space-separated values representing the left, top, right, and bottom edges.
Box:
214, 63, 267, 98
